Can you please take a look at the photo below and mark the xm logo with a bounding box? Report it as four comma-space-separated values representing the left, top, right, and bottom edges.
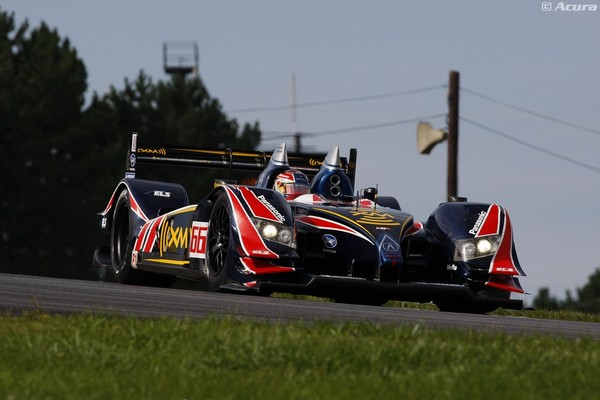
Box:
542, 2, 598, 11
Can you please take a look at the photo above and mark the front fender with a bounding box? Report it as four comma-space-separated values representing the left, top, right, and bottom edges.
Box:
426, 202, 525, 277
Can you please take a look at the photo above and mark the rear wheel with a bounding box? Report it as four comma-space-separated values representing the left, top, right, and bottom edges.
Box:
206, 194, 231, 291
111, 190, 140, 284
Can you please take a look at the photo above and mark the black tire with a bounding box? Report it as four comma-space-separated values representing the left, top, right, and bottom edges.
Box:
111, 190, 140, 284
111, 189, 176, 287
205, 194, 231, 291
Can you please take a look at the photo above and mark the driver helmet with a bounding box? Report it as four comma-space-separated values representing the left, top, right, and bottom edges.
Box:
273, 170, 310, 199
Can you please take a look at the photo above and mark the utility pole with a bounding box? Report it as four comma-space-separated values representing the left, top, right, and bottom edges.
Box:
447, 70, 460, 200
290, 72, 301, 153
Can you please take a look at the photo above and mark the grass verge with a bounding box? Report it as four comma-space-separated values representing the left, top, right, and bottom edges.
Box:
1, 312, 600, 399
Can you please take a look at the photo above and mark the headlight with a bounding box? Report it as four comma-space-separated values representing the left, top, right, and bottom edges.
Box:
251, 218, 295, 248
261, 224, 278, 239
454, 235, 500, 261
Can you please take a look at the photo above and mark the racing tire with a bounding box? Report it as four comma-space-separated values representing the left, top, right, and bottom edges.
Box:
111, 190, 176, 287
205, 194, 231, 291
111, 190, 142, 284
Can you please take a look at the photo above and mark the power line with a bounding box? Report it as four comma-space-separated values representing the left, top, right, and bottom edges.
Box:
244, 81, 598, 173
461, 116, 600, 174
261, 113, 447, 141
228, 85, 445, 113
461, 87, 600, 136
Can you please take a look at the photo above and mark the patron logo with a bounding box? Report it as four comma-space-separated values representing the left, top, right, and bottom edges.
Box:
469, 211, 487, 236
322, 234, 337, 249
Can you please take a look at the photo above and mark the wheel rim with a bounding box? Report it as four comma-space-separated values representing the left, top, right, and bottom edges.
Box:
207, 203, 230, 276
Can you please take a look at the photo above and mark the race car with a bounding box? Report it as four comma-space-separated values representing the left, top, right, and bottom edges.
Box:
93, 133, 526, 313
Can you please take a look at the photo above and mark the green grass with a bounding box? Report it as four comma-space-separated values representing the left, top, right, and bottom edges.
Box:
1, 312, 600, 399
273, 292, 600, 323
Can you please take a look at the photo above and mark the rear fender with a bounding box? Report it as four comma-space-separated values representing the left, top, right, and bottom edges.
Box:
94, 179, 189, 265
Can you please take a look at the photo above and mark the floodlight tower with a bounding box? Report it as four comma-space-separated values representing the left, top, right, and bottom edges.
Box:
163, 41, 199, 78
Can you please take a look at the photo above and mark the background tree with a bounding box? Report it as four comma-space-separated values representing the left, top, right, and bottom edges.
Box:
533, 268, 600, 313
532, 287, 559, 311
571, 268, 600, 312
1, 8, 261, 280
0, 9, 88, 277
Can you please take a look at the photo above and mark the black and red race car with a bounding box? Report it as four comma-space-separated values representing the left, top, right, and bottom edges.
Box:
93, 133, 526, 313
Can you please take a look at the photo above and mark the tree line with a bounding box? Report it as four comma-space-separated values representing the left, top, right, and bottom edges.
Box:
1, 8, 598, 312
0, 8, 260, 281
533, 269, 600, 313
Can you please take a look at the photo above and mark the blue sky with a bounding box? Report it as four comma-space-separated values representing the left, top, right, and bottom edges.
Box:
4, 1, 599, 303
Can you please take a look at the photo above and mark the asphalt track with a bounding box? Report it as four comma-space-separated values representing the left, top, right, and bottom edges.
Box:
1, 273, 600, 339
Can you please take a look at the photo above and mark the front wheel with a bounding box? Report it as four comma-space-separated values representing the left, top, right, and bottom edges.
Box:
205, 194, 232, 291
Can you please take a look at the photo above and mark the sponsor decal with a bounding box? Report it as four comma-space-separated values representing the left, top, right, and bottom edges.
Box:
159, 219, 189, 256
379, 235, 400, 256
382, 241, 399, 252
153, 190, 172, 198
252, 249, 274, 256
322, 234, 338, 249
469, 211, 487, 235
239, 187, 286, 223
446, 264, 458, 271
476, 205, 501, 237
138, 147, 167, 155
256, 195, 286, 222
129, 154, 137, 168
468, 204, 501, 237
350, 210, 400, 226
189, 221, 208, 259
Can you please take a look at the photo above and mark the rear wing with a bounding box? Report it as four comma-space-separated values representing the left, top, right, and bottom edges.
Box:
125, 132, 357, 187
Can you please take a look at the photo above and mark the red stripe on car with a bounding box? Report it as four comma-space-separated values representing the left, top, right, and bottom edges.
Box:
477, 204, 500, 237
489, 208, 518, 275
486, 275, 525, 294
240, 257, 295, 275
134, 221, 152, 252
223, 187, 278, 258
239, 186, 285, 223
